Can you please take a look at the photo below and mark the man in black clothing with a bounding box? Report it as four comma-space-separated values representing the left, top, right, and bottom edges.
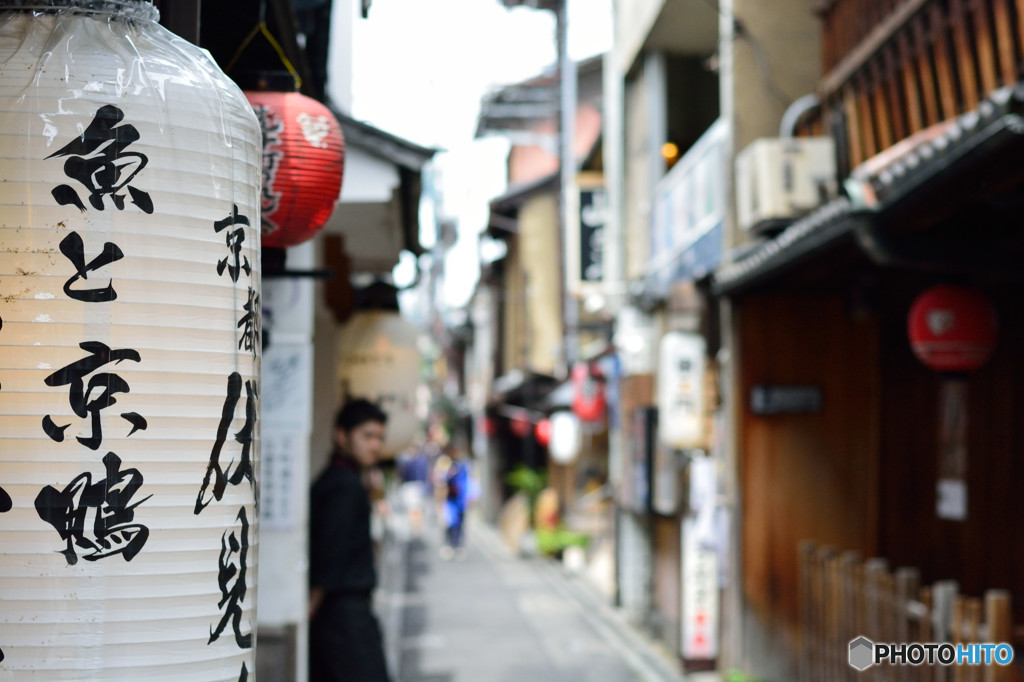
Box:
309, 399, 391, 682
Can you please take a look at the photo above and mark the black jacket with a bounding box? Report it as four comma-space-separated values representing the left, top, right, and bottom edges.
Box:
309, 455, 376, 596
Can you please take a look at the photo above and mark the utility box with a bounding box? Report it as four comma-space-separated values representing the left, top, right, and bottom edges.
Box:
735, 136, 836, 233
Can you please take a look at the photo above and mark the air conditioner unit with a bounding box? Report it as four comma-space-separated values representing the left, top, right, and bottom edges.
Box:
735, 137, 836, 233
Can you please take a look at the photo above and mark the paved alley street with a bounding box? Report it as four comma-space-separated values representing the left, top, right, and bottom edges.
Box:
376, 515, 688, 682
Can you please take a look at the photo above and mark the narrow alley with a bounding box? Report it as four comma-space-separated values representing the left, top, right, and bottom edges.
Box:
375, 513, 689, 682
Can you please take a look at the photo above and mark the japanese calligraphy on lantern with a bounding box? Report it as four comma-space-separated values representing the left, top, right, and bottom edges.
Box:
0, 7, 261, 677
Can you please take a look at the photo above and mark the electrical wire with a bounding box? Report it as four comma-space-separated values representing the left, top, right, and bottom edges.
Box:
224, 0, 303, 89
695, 0, 795, 107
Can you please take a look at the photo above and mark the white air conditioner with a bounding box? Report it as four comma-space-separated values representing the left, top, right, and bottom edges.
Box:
735, 137, 836, 232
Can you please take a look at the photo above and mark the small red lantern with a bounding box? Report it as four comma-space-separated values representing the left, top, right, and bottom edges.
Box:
572, 361, 606, 422
510, 415, 532, 438
246, 91, 345, 248
908, 285, 997, 373
535, 418, 552, 447
483, 415, 497, 437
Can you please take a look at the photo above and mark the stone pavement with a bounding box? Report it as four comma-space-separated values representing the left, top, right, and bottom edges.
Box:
375, 513, 690, 682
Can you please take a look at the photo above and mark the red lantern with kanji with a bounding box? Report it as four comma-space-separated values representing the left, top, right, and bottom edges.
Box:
908, 285, 998, 373
246, 90, 345, 248
572, 361, 606, 422
535, 418, 552, 447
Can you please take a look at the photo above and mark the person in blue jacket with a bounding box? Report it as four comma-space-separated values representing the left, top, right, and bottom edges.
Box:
441, 453, 469, 560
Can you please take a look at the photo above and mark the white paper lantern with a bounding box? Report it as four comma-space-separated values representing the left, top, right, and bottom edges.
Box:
337, 311, 421, 456
549, 410, 581, 464
0, 3, 262, 680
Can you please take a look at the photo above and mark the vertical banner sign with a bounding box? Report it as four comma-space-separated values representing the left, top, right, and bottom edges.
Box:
657, 332, 707, 449
681, 515, 719, 660
0, 5, 261, 680
578, 187, 607, 284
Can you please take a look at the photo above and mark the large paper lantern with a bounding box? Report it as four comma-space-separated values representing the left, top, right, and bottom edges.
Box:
0, 3, 261, 679
246, 90, 344, 249
337, 311, 421, 456
908, 285, 998, 374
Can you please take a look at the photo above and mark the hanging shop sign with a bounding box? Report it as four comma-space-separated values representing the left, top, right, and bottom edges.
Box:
657, 332, 707, 448
246, 90, 345, 249
578, 185, 607, 284
0, 3, 262, 678
337, 311, 421, 456
567, 173, 607, 296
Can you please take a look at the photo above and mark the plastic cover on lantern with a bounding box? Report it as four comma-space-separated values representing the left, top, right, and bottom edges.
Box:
336, 311, 421, 457
246, 90, 345, 249
0, 4, 262, 678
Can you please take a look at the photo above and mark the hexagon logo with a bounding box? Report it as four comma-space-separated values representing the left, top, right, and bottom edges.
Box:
849, 636, 874, 671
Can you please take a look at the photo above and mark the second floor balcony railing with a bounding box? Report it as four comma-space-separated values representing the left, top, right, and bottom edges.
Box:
806, 0, 1024, 176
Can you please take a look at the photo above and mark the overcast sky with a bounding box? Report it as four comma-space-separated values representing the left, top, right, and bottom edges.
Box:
350, 0, 612, 306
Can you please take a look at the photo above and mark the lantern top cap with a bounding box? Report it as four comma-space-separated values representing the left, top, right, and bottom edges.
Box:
0, 0, 157, 21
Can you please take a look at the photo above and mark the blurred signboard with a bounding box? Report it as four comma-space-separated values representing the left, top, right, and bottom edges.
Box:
579, 186, 607, 283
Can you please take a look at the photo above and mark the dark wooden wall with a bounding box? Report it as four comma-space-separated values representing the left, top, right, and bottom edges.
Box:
739, 294, 881, 629
877, 274, 1024, 622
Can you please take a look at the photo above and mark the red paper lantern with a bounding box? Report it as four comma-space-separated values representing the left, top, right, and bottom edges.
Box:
483, 415, 497, 437
510, 416, 532, 438
572, 361, 607, 422
908, 285, 997, 373
246, 91, 345, 248
535, 418, 552, 447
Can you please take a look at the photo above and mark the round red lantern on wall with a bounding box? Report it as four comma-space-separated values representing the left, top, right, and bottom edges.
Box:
535, 418, 552, 447
907, 285, 998, 373
246, 90, 345, 248
572, 361, 607, 422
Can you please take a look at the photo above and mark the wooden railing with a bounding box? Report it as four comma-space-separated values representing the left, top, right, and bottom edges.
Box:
801, 541, 1020, 682
807, 0, 1024, 176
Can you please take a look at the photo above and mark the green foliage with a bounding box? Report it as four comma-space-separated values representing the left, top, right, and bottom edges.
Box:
535, 526, 590, 556
724, 670, 764, 682
504, 466, 547, 505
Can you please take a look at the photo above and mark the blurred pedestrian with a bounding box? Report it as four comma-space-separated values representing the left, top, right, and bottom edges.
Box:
308, 399, 391, 682
398, 440, 431, 533
441, 452, 470, 560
